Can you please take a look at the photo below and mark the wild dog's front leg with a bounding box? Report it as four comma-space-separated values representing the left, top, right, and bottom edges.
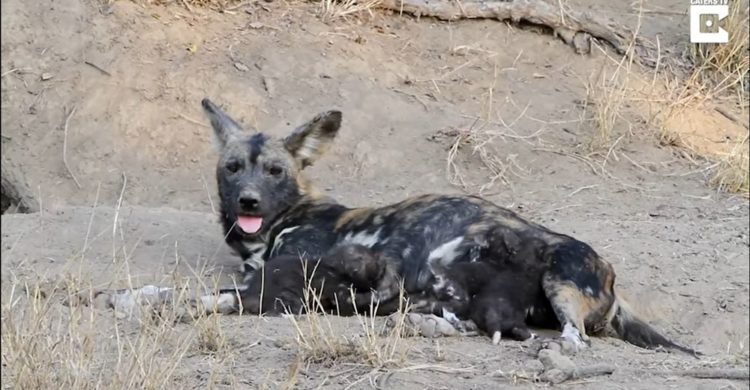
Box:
197, 291, 241, 315
72, 285, 177, 319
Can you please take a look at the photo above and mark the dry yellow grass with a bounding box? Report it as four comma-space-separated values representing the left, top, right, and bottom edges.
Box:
0, 253, 235, 389
1, 275, 193, 388
709, 133, 750, 195
285, 267, 413, 370
317, 0, 382, 21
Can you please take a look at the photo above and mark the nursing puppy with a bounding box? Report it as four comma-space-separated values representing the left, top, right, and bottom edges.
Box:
468, 268, 541, 343
238, 244, 400, 315
422, 261, 541, 343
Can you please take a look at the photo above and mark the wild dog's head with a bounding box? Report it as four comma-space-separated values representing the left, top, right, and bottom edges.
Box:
201, 98, 342, 238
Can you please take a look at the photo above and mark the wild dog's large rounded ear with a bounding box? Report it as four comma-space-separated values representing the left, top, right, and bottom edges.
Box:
283, 110, 342, 169
201, 98, 245, 149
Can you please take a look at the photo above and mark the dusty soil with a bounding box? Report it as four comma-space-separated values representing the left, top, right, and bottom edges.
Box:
1, 0, 749, 388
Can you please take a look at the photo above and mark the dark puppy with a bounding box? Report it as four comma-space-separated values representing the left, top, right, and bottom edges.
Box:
469, 270, 540, 344
239, 244, 399, 315
419, 260, 541, 343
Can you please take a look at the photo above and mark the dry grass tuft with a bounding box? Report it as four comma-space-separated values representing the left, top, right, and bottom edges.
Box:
582, 61, 632, 152
1, 271, 195, 389
0, 248, 235, 389
193, 314, 228, 354
709, 133, 749, 196
286, 271, 413, 371
348, 287, 412, 369
318, 0, 382, 22
131, 0, 245, 12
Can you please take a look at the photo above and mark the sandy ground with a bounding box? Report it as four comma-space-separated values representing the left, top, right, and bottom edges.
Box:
1, 0, 749, 388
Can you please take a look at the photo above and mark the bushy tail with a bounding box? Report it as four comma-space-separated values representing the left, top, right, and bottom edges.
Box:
610, 293, 701, 357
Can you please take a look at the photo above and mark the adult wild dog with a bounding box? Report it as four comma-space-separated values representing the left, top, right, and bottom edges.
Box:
118, 98, 697, 355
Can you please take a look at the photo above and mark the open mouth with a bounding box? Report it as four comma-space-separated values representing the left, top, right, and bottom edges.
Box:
236, 215, 264, 235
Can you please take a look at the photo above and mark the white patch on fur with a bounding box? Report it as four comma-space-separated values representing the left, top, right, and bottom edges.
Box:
270, 226, 300, 256
343, 228, 382, 248
199, 293, 237, 315
244, 254, 265, 272
526, 306, 535, 317
107, 285, 173, 317
244, 242, 267, 254
433, 274, 447, 291
441, 308, 460, 325
296, 136, 321, 162
427, 237, 464, 266
561, 322, 587, 349
402, 247, 412, 258
584, 286, 594, 296
492, 331, 502, 345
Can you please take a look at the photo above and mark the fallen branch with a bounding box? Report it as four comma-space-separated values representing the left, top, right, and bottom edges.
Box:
377, 0, 653, 58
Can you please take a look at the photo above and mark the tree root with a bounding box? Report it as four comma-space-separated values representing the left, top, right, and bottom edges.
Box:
652, 368, 750, 381
377, 0, 654, 60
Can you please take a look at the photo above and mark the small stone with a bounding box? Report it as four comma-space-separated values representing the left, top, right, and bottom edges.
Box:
420, 318, 437, 338
407, 313, 424, 325
41, 72, 54, 81
559, 339, 580, 355
541, 368, 569, 384
523, 359, 545, 373
543, 340, 562, 353
234, 62, 249, 72
538, 349, 576, 375
435, 318, 459, 337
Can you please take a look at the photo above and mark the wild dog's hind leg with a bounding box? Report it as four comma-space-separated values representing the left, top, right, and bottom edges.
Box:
542, 240, 616, 352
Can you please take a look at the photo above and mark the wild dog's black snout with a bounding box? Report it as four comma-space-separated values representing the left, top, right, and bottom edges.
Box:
238, 194, 260, 213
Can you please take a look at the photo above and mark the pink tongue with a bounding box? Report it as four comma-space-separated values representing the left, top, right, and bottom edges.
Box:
237, 216, 263, 234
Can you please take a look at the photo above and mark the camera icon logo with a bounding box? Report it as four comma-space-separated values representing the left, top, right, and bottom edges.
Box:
690, 3, 729, 43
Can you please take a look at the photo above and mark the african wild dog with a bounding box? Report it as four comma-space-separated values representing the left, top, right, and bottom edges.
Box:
188, 98, 699, 354
238, 244, 401, 316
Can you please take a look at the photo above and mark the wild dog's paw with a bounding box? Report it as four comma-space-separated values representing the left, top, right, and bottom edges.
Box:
558, 323, 590, 353
385, 313, 462, 338
440, 308, 463, 329
492, 331, 502, 345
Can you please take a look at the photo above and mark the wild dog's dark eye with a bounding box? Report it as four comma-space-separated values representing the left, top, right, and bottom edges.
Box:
267, 165, 283, 176
225, 161, 242, 173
